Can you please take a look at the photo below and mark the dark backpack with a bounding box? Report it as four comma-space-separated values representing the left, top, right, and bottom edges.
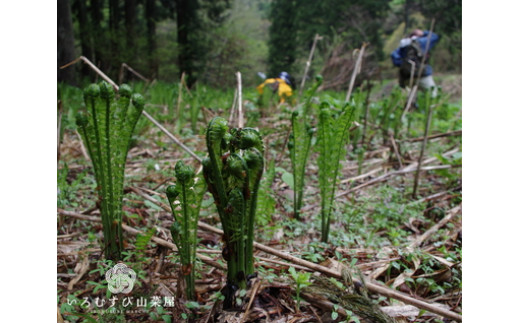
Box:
400, 40, 427, 78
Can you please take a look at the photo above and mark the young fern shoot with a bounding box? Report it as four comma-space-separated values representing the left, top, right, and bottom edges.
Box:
202, 117, 264, 308
317, 102, 355, 243
166, 161, 206, 301
76, 81, 144, 260
288, 76, 321, 219
288, 111, 313, 219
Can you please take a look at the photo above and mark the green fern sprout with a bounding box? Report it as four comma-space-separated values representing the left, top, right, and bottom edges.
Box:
76, 81, 144, 260
378, 88, 406, 143
166, 161, 206, 300
317, 102, 355, 243
288, 76, 322, 219
255, 159, 276, 226
288, 111, 314, 219
202, 117, 264, 307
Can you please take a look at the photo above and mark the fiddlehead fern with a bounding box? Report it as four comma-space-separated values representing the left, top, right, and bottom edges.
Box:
203, 117, 264, 308
317, 102, 355, 243
167, 160, 205, 301
76, 81, 144, 260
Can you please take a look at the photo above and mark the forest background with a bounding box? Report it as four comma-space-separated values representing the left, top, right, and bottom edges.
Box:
57, 0, 462, 89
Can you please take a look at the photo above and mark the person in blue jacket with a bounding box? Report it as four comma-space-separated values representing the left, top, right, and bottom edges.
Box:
391, 29, 440, 97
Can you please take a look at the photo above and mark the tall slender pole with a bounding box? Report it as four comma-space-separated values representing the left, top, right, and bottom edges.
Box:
236, 71, 244, 128
345, 42, 368, 102
412, 95, 434, 198
299, 34, 322, 97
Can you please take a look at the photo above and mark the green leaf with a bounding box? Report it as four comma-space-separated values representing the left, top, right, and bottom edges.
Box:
281, 172, 294, 190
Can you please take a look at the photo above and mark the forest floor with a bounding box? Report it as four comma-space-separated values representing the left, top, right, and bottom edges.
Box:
57, 75, 462, 323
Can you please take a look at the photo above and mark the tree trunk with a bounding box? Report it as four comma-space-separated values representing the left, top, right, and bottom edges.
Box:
90, 0, 103, 67
175, 0, 198, 87
145, 0, 158, 78
73, 0, 93, 78
57, 0, 77, 85
124, 0, 137, 63
108, 0, 121, 73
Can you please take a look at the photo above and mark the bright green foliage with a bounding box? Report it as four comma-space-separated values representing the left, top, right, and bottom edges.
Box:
202, 117, 264, 307
377, 87, 406, 142
288, 267, 312, 311
288, 76, 321, 219
166, 161, 206, 301
256, 159, 276, 226
317, 101, 355, 243
76, 81, 144, 260
288, 111, 313, 219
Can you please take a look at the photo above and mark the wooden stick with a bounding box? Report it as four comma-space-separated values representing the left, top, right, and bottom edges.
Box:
408, 186, 460, 206
176, 72, 185, 118
299, 33, 322, 97
389, 133, 404, 169
119, 62, 150, 84
412, 99, 434, 198
409, 205, 462, 249
408, 60, 416, 89
345, 42, 368, 102
60, 56, 118, 90
228, 89, 238, 128
57, 100, 63, 162
398, 129, 462, 143
361, 79, 372, 147
141, 110, 202, 163
236, 71, 244, 128
241, 280, 263, 323
340, 167, 382, 184
67, 255, 89, 291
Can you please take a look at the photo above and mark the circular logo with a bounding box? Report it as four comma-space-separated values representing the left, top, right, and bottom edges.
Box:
105, 263, 137, 294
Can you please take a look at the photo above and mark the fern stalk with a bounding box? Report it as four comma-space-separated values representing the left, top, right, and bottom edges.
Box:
317, 102, 355, 243
76, 82, 144, 260
167, 161, 205, 300
287, 76, 322, 218
202, 117, 264, 308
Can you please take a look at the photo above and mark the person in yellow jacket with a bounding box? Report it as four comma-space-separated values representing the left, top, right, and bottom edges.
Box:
257, 71, 294, 104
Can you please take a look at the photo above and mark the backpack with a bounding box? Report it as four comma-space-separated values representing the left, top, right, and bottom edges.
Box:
400, 40, 427, 78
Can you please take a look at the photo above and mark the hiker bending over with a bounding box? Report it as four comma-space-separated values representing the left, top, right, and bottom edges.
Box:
391, 29, 440, 97
257, 71, 294, 104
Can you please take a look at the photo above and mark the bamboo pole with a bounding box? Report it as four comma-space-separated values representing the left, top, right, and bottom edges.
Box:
118, 62, 150, 84
361, 79, 372, 147
60, 56, 118, 90
299, 33, 322, 97
176, 72, 185, 119
142, 110, 202, 163
236, 71, 244, 128
228, 89, 238, 127
398, 129, 462, 143
345, 42, 368, 102
57, 100, 63, 162
412, 97, 434, 197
